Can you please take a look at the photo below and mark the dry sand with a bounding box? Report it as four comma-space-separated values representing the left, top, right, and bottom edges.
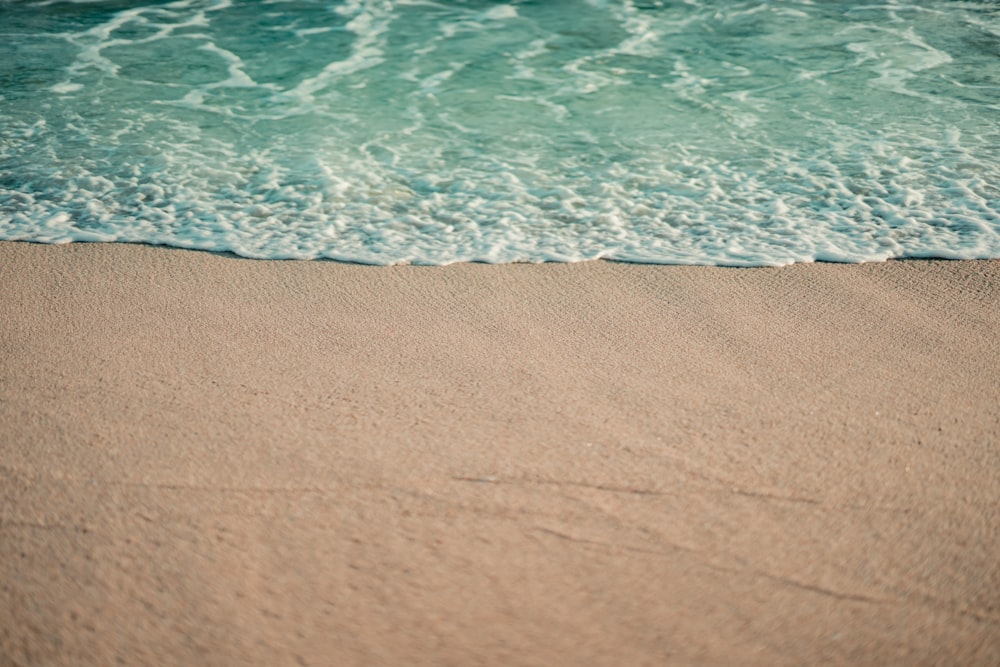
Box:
1, 240, 998, 665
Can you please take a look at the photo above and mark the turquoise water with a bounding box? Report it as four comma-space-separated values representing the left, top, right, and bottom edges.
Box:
2, 0, 999, 265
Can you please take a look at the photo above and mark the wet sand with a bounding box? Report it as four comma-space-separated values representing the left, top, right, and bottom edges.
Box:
1, 240, 998, 665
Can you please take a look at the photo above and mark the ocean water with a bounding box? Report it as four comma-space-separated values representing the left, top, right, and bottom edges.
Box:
2, 0, 999, 265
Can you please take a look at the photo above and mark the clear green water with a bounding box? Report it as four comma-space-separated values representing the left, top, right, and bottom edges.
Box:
2, 0, 999, 264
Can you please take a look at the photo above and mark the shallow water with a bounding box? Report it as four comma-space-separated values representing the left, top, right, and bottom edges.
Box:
2, 0, 999, 265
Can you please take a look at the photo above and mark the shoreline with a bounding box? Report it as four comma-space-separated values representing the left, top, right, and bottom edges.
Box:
2, 240, 998, 665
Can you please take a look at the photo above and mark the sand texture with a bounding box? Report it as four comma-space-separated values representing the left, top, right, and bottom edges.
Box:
1, 240, 998, 665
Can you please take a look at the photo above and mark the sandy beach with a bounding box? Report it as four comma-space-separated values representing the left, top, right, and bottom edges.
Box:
1, 240, 998, 665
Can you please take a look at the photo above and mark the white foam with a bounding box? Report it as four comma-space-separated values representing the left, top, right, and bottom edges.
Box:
481, 6, 517, 21
51, 82, 84, 94
279, 0, 392, 106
